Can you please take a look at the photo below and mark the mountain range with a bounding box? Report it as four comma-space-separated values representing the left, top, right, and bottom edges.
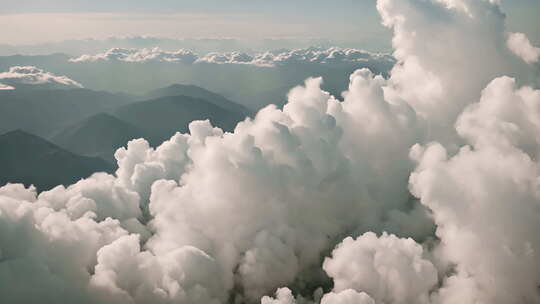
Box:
113, 94, 246, 146
0, 130, 114, 191
0, 83, 250, 190
0, 88, 134, 137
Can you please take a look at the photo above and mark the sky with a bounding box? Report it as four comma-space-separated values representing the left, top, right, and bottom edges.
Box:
2, 0, 539, 50
1, 1, 388, 47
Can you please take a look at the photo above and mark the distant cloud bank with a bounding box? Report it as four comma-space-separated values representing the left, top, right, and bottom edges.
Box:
0, 66, 83, 89
70, 48, 199, 64
70, 47, 395, 67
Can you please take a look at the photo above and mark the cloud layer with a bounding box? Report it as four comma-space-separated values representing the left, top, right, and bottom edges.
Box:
1, 0, 539, 304
70, 47, 395, 67
0, 66, 83, 89
70, 47, 198, 64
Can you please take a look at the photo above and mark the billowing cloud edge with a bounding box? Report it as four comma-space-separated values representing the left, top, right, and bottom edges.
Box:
69, 46, 395, 67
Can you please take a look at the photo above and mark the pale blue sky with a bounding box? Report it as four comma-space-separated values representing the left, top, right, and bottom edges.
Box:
2, 0, 539, 48
3, 0, 376, 14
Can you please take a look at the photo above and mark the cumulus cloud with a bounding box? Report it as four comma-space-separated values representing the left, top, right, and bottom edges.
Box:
323, 232, 437, 304
0, 183, 131, 304
69, 47, 198, 64
1, 0, 540, 303
197, 47, 395, 67
90, 234, 227, 304
320, 290, 375, 304
0, 67, 423, 303
456, 76, 540, 155
70, 47, 395, 67
377, 0, 533, 144
140, 69, 422, 302
0, 66, 83, 89
507, 32, 540, 64
409, 76, 540, 304
261, 288, 298, 304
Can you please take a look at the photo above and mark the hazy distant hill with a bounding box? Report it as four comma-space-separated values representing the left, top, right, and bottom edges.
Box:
0, 130, 113, 191
113, 95, 247, 145
144, 84, 252, 116
0, 88, 135, 137
52, 112, 145, 163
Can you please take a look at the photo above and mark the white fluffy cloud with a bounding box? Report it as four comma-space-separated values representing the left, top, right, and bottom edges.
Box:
456, 76, 540, 155
0, 183, 131, 304
197, 47, 395, 67
1, 0, 539, 303
141, 69, 422, 302
0, 66, 83, 89
507, 32, 540, 64
70, 47, 395, 67
323, 232, 437, 304
90, 234, 227, 304
0, 67, 423, 303
409, 76, 540, 304
261, 288, 298, 304
320, 290, 375, 304
377, 0, 533, 144
70, 47, 198, 64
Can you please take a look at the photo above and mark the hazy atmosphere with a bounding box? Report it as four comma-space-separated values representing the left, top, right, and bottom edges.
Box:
1, 1, 540, 304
